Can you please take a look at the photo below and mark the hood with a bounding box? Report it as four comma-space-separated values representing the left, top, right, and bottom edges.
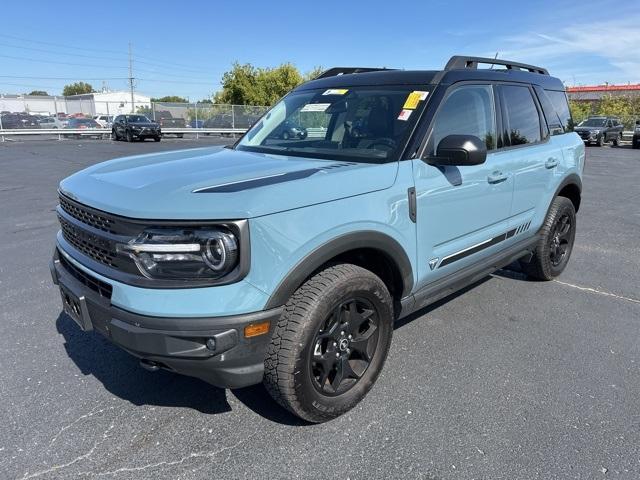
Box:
60, 147, 398, 219
574, 125, 604, 132
129, 122, 159, 128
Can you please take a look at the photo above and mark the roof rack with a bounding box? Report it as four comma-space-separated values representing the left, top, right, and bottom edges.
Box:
444, 56, 549, 75
315, 67, 396, 79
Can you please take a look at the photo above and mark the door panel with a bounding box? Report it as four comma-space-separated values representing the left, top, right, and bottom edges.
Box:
412, 84, 514, 290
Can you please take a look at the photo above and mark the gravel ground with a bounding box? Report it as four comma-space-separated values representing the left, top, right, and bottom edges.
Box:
1, 138, 638, 479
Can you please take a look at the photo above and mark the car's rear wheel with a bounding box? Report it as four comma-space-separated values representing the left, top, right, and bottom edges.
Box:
177, 134, 184, 138
520, 196, 576, 281
154, 136, 161, 142
264, 264, 393, 423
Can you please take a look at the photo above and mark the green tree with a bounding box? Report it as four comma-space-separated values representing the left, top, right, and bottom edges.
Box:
62, 82, 94, 96
568, 100, 592, 125
28, 90, 48, 96
214, 62, 318, 106
151, 96, 188, 103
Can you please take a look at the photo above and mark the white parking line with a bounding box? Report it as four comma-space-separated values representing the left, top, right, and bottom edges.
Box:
553, 279, 640, 305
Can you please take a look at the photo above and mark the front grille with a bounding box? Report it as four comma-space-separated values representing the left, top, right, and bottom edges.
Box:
58, 251, 113, 299
60, 196, 115, 233
59, 215, 118, 267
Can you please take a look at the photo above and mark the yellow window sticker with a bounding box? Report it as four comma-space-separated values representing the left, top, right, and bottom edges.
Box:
403, 90, 429, 109
323, 89, 349, 95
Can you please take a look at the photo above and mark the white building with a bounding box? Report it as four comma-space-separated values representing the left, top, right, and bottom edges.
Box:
66, 91, 152, 115
0, 90, 151, 116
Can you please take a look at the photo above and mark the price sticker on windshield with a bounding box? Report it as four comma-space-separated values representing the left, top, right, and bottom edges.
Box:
301, 103, 331, 112
403, 91, 429, 109
323, 89, 349, 95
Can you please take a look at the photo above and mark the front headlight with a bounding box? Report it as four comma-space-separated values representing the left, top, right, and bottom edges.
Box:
117, 227, 238, 280
591, 130, 601, 135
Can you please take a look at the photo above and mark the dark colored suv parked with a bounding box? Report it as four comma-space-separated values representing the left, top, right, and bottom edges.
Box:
574, 116, 624, 146
111, 114, 161, 142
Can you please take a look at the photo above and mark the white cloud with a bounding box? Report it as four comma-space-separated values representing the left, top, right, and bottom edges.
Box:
492, 16, 640, 84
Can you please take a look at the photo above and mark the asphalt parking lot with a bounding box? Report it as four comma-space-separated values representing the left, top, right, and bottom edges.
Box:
1, 138, 639, 479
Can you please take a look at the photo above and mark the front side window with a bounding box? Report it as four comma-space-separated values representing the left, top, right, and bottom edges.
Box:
499, 85, 542, 146
237, 85, 430, 163
425, 84, 496, 156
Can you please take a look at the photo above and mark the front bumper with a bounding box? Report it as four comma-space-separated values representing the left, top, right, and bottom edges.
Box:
50, 248, 282, 389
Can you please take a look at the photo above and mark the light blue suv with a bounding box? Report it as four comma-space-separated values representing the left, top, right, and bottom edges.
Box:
51, 56, 584, 422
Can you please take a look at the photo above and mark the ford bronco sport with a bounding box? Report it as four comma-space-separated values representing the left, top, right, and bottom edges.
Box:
51, 56, 584, 422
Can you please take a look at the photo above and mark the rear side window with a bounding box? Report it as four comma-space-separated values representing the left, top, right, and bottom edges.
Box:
499, 85, 542, 146
426, 84, 496, 156
545, 90, 573, 132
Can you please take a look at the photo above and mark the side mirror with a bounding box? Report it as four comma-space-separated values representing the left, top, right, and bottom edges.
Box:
426, 134, 487, 166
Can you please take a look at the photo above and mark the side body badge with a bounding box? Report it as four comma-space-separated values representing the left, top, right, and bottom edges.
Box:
428, 258, 439, 270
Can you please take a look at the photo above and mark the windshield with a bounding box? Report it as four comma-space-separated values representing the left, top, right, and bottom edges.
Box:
236, 86, 430, 163
579, 118, 606, 127
126, 115, 151, 123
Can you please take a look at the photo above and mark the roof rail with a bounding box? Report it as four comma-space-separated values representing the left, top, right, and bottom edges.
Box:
444, 56, 549, 75
315, 67, 396, 80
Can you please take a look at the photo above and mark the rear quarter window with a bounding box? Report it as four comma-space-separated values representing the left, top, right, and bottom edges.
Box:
545, 90, 573, 132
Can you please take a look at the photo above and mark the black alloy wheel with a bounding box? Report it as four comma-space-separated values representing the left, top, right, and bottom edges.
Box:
549, 213, 572, 267
309, 297, 379, 396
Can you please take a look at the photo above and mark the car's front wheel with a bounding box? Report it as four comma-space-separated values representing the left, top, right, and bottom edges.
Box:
264, 264, 393, 423
613, 133, 622, 147
126, 130, 133, 142
520, 196, 576, 280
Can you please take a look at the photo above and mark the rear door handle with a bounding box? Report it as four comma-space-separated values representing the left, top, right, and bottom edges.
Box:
545, 157, 559, 169
487, 171, 508, 184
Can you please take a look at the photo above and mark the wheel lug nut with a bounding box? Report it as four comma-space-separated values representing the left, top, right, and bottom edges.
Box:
340, 331, 345, 335
348, 334, 352, 339
333, 342, 337, 346
336, 353, 340, 358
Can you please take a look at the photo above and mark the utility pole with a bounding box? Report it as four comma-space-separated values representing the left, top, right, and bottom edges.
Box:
128, 42, 135, 113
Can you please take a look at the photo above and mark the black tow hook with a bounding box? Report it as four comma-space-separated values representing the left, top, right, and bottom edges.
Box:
139, 359, 161, 372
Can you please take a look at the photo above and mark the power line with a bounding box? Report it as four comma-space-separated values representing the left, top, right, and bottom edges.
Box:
0, 33, 224, 73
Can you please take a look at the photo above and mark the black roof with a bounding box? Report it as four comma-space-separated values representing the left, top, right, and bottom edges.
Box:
296, 56, 565, 92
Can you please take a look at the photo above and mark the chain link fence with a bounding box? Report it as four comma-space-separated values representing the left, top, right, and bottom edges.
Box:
0, 95, 269, 130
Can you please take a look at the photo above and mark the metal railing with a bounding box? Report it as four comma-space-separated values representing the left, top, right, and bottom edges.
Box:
0, 127, 249, 141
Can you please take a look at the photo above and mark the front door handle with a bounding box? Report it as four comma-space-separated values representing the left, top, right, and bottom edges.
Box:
487, 171, 508, 184
545, 157, 559, 169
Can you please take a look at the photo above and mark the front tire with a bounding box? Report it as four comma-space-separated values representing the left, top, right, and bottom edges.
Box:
613, 133, 622, 147
597, 134, 604, 147
520, 196, 576, 280
264, 264, 393, 423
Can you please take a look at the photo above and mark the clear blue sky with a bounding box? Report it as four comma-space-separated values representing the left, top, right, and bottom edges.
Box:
1, 0, 638, 99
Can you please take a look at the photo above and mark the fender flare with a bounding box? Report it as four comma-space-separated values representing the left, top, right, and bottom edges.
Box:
264, 230, 414, 309
551, 173, 582, 212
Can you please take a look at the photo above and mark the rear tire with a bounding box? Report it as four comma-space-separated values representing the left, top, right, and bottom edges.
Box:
154, 136, 161, 142
264, 264, 393, 423
520, 196, 576, 280
177, 134, 184, 138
